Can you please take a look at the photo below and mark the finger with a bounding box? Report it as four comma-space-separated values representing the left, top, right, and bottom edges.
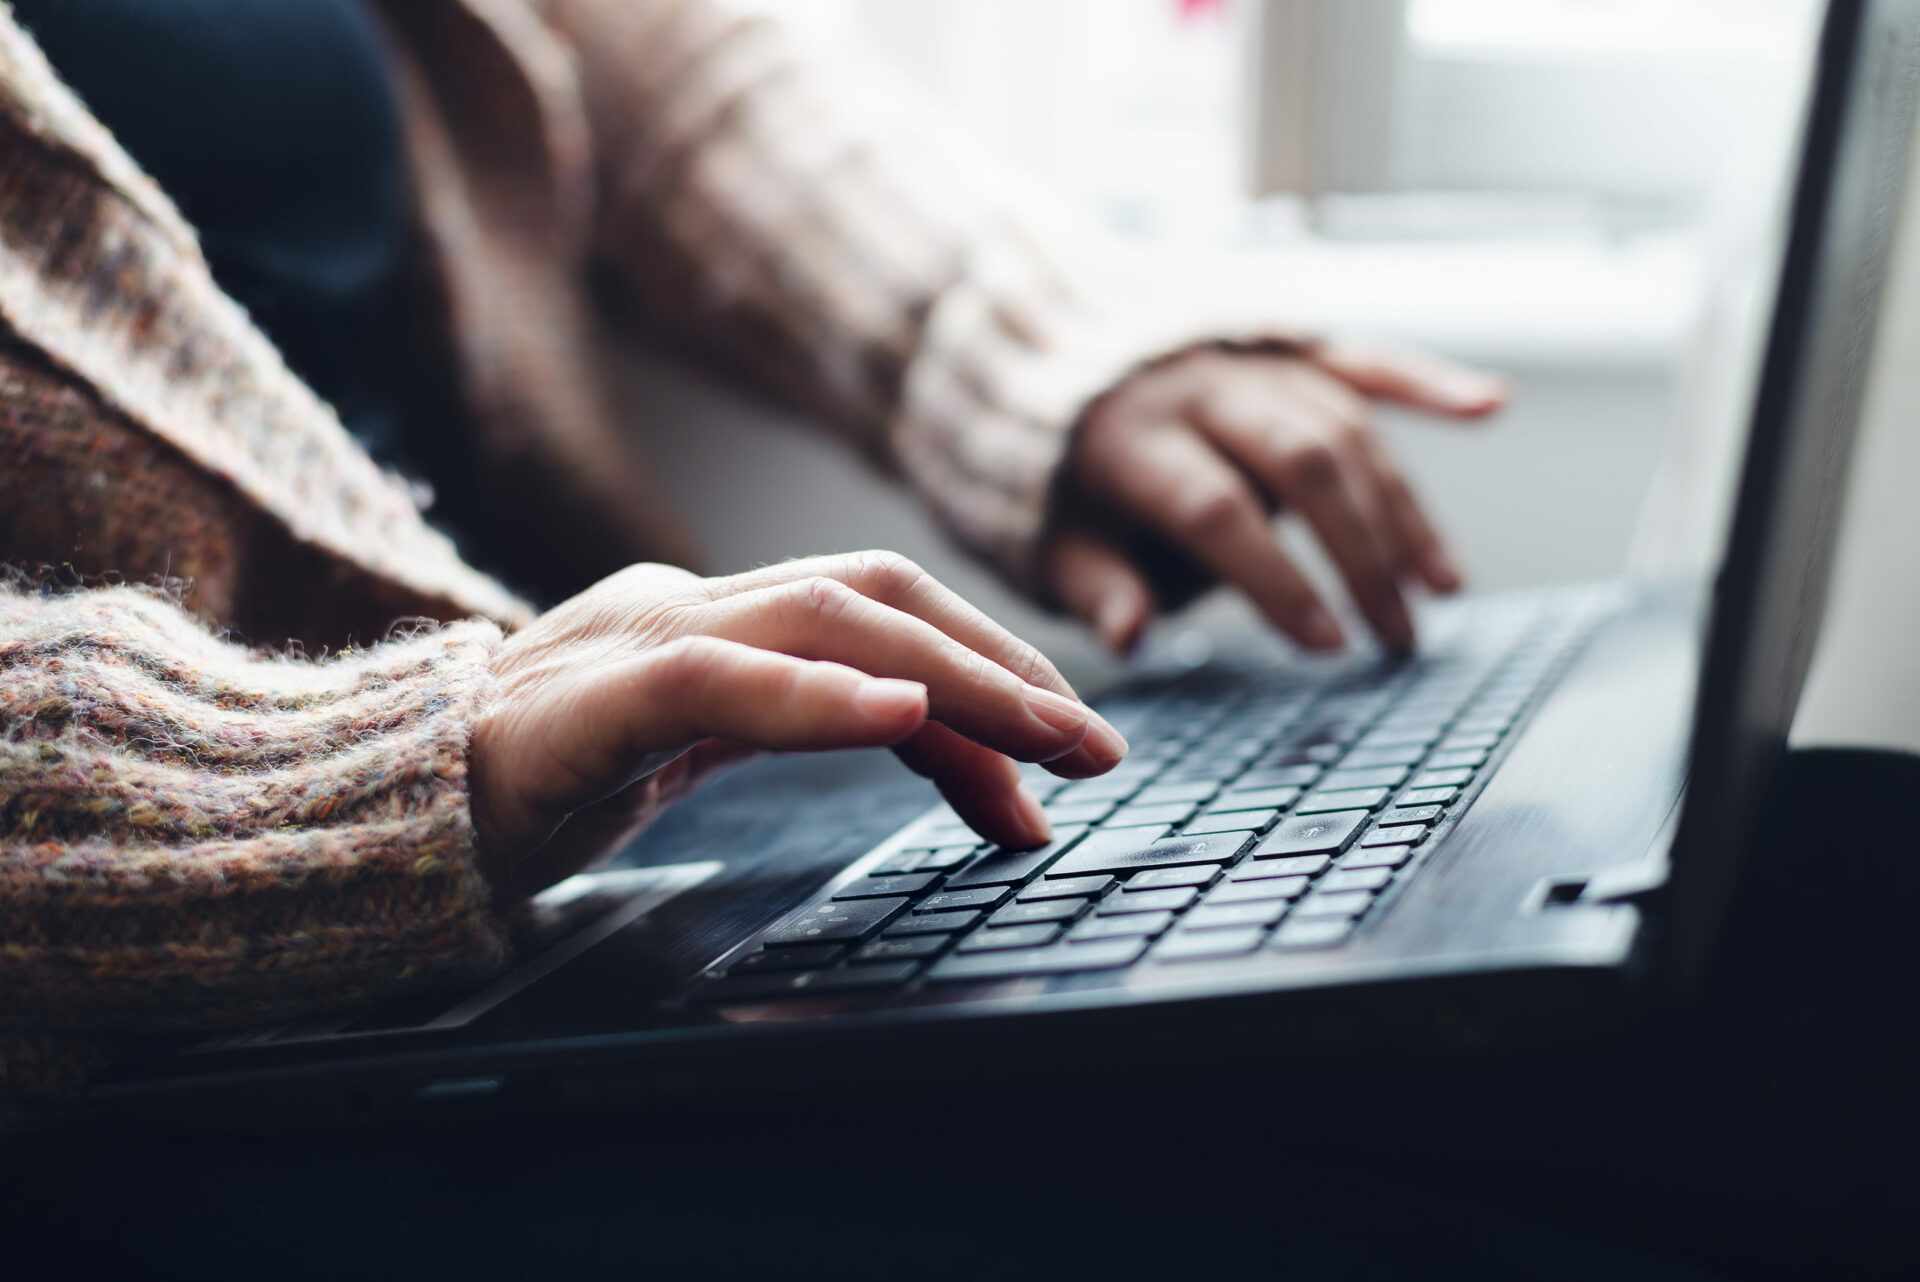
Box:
1309, 340, 1508, 418
1082, 422, 1344, 649
1047, 530, 1154, 655
700, 551, 1127, 777
695, 577, 1125, 774
893, 722, 1052, 850
1356, 429, 1462, 592
702, 551, 1079, 699
508, 640, 931, 841
1195, 380, 1414, 650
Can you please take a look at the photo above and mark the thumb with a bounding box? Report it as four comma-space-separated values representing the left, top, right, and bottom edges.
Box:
1047, 530, 1155, 655
1310, 340, 1508, 419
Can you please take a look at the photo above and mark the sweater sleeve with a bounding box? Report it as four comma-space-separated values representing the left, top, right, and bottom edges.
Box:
537, 0, 1287, 592
0, 584, 510, 1035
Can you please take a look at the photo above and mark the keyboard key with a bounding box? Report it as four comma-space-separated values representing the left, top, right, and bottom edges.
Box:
728, 945, 841, 974
1378, 805, 1443, 826
1316, 766, 1410, 791
1232, 765, 1323, 790
1050, 775, 1143, 803
989, 899, 1089, 927
1018, 875, 1114, 902
913, 846, 981, 873
1292, 891, 1376, 918
1104, 802, 1197, 829
1046, 801, 1115, 825
1068, 911, 1176, 941
927, 937, 1149, 982
1253, 812, 1368, 858
1398, 786, 1460, 807
956, 922, 1065, 952
1336, 745, 1426, 769
1336, 846, 1412, 871
834, 873, 939, 900
851, 935, 948, 963
1205, 876, 1309, 903
1295, 788, 1390, 813
1039, 826, 1170, 878
1047, 831, 1248, 879
1154, 927, 1266, 961
1358, 727, 1439, 750
1131, 781, 1218, 805
1097, 886, 1200, 915
916, 887, 1012, 914
1271, 917, 1357, 949
1232, 854, 1330, 879
1320, 866, 1394, 894
1440, 731, 1500, 752
869, 851, 926, 876
1209, 786, 1299, 812
1129, 865, 1221, 891
803, 962, 922, 992
884, 909, 984, 936
1360, 825, 1427, 848
1408, 768, 1474, 790
945, 826, 1089, 888
1182, 900, 1288, 930
1425, 748, 1488, 770
1183, 812, 1277, 836
763, 897, 910, 946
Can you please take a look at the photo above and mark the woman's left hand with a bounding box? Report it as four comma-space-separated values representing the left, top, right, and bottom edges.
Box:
1045, 341, 1506, 655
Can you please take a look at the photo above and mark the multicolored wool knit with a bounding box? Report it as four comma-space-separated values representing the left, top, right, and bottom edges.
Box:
0, 588, 509, 1129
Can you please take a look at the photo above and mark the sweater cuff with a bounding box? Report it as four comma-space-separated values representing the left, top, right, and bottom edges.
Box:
0, 585, 510, 1031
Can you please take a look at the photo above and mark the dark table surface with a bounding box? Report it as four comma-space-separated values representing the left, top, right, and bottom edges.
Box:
6, 747, 1917, 1280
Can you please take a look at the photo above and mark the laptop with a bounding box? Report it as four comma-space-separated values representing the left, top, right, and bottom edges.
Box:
95, 0, 1919, 1128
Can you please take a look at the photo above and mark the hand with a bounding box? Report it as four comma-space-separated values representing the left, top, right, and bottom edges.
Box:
468, 553, 1127, 900
1046, 340, 1506, 654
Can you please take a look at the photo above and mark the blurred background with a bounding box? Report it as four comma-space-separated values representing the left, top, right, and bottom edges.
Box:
627, 0, 1915, 746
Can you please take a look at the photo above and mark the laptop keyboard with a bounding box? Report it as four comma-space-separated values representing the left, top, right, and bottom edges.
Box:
689, 597, 1608, 1005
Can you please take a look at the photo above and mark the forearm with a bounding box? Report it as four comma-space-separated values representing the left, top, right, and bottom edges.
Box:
0, 584, 509, 1033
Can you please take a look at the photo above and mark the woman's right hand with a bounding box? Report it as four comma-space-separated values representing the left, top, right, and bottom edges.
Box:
468, 553, 1127, 901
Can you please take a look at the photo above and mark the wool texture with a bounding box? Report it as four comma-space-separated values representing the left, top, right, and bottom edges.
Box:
0, 584, 509, 1122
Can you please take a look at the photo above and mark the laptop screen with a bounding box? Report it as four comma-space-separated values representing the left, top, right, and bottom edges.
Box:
1671, 0, 1920, 974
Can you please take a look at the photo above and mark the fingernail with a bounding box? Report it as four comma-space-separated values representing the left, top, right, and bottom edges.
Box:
1024, 685, 1091, 737
1095, 596, 1139, 652
1423, 547, 1462, 591
1448, 372, 1507, 411
1081, 713, 1129, 767
1302, 606, 1344, 650
852, 678, 927, 726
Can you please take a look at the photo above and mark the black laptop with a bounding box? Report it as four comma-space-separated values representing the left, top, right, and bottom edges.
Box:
96, 0, 1920, 1128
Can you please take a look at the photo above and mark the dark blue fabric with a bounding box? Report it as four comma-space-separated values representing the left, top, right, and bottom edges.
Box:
14, 0, 414, 462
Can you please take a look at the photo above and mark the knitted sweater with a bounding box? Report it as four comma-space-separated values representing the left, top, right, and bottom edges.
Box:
0, 0, 1263, 1126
